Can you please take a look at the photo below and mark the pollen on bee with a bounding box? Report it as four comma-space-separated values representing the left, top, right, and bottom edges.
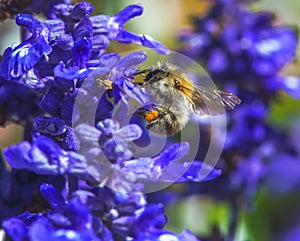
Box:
145, 110, 159, 122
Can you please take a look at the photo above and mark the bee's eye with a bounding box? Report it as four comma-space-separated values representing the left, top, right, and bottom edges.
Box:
174, 79, 181, 89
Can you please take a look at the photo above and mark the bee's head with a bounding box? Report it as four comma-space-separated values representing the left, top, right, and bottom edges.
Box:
144, 68, 169, 83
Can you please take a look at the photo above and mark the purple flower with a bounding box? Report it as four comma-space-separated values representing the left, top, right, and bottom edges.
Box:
3, 183, 200, 241
3, 184, 100, 241
0, 14, 52, 81
178, 1, 300, 239
0, 2, 168, 87
72, 37, 92, 69
3, 136, 89, 178
0, 1, 225, 240
76, 121, 221, 193
0, 158, 65, 221
122, 142, 221, 184
90, 5, 169, 55
180, 2, 297, 81
179, 0, 299, 197
38, 87, 64, 117
96, 118, 143, 164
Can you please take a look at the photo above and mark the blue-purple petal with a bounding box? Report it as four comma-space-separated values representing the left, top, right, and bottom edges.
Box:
117, 124, 142, 141
71, 2, 94, 19
28, 218, 54, 241
154, 142, 190, 169
74, 17, 94, 39
38, 87, 63, 116
113, 5, 143, 26
2, 217, 27, 241
33, 116, 67, 136
7, 37, 52, 79
98, 53, 120, 69
136, 204, 166, 229
72, 37, 92, 68
40, 183, 66, 212
3, 136, 87, 176
0, 47, 13, 80
54, 62, 93, 80
3, 141, 32, 170
65, 199, 92, 229
117, 51, 147, 70
116, 30, 170, 54
101, 138, 133, 163
178, 161, 222, 182
16, 14, 43, 34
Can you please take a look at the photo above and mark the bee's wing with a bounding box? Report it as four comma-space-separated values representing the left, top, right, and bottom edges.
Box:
181, 85, 241, 115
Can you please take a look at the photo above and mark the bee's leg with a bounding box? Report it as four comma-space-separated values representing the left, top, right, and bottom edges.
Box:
145, 122, 155, 130
122, 76, 145, 86
134, 107, 159, 122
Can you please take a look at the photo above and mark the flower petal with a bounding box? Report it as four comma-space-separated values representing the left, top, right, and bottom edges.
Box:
177, 161, 222, 182
154, 142, 190, 169
113, 5, 143, 26
117, 124, 142, 141
2, 218, 27, 241
33, 116, 67, 136
40, 183, 66, 212
70, 2, 94, 19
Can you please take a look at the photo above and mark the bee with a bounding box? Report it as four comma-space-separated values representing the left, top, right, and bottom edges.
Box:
127, 63, 241, 136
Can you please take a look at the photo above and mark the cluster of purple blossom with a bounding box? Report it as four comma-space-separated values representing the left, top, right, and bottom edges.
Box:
177, 0, 300, 239
0, 1, 221, 240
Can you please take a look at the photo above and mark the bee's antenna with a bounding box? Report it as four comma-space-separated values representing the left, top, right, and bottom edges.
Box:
130, 68, 152, 77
